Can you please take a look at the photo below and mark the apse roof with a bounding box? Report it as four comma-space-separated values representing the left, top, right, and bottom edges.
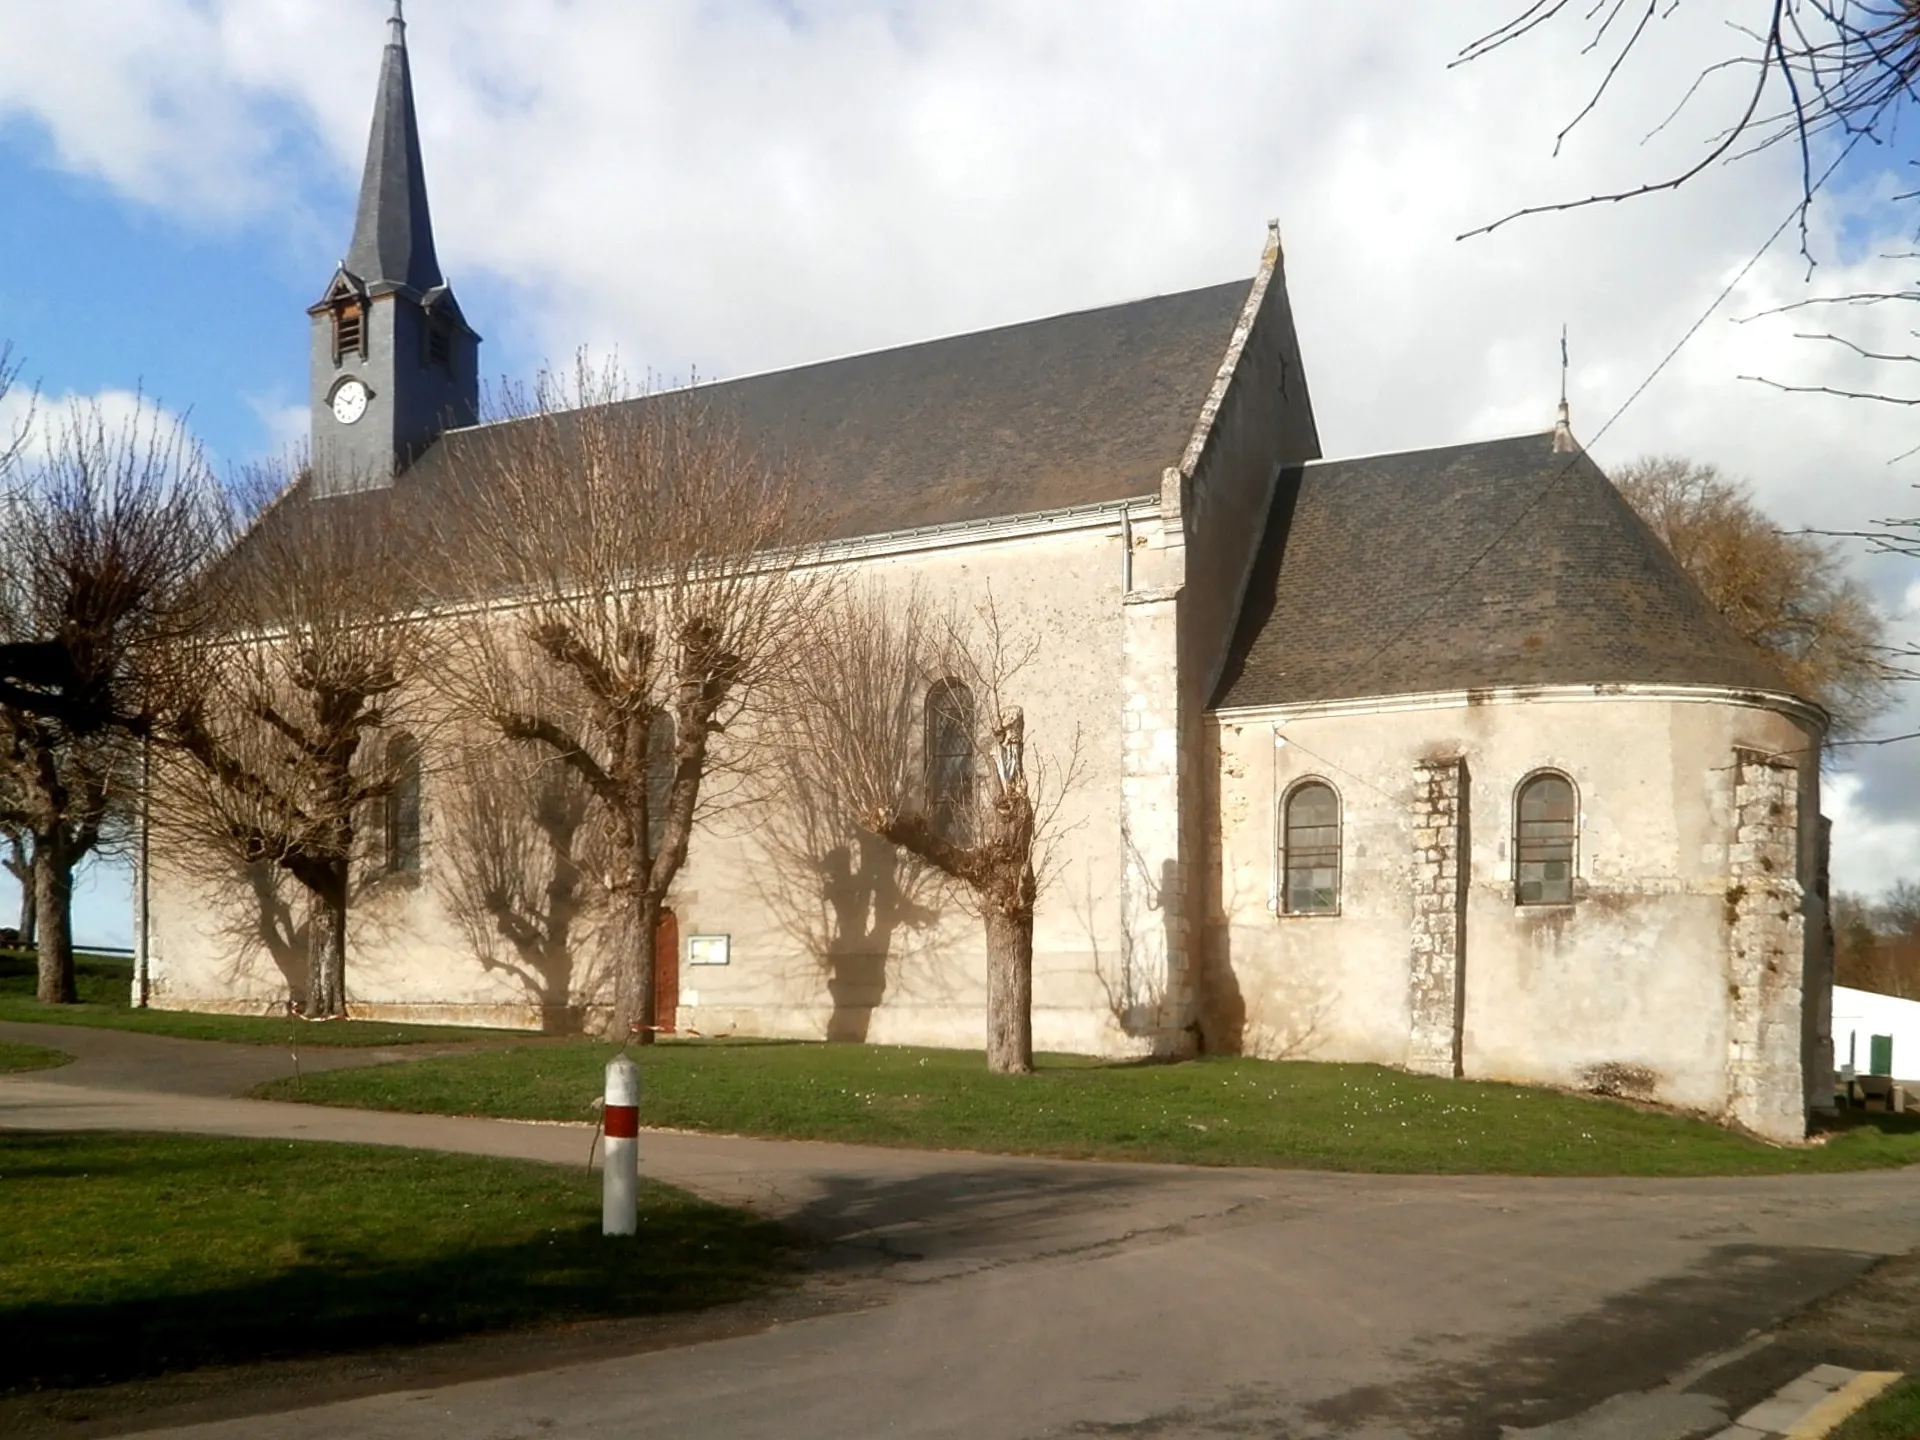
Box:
1211, 432, 1799, 710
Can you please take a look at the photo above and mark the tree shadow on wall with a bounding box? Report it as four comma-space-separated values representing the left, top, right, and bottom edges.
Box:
433, 745, 610, 1033
235, 860, 309, 1006
816, 833, 942, 1041
1080, 824, 1187, 1046
204, 846, 425, 1016
754, 758, 941, 1043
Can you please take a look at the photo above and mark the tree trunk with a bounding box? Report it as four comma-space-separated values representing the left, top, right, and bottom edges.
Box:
307, 871, 349, 1017
612, 890, 661, 1045
33, 841, 76, 1005
20, 871, 36, 947
983, 904, 1034, 1074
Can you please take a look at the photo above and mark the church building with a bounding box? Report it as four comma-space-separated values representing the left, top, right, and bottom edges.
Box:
141, 7, 1833, 1143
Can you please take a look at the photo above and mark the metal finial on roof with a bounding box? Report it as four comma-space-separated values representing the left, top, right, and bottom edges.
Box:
389, 0, 406, 46
1553, 324, 1578, 453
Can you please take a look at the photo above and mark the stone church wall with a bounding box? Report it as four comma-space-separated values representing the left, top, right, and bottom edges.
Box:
673, 522, 1148, 1054
1205, 688, 1824, 1141
1125, 227, 1321, 1051
144, 514, 1160, 1056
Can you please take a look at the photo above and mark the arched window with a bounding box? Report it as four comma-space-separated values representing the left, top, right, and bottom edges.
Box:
384, 733, 422, 875
925, 679, 976, 847
1515, 771, 1577, 905
1282, 780, 1340, 915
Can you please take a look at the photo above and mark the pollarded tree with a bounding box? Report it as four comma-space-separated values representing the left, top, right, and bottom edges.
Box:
0, 398, 222, 1003
441, 361, 820, 1042
786, 586, 1080, 1075
155, 464, 429, 1017
1615, 455, 1894, 734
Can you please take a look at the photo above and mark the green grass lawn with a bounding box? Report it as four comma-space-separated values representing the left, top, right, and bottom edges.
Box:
0, 1131, 798, 1393
0, 949, 513, 1047
0, 1039, 70, 1074
1832, 1377, 1920, 1440
254, 1038, 1920, 1176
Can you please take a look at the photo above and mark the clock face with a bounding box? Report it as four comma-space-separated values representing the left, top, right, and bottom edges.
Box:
330, 378, 371, 426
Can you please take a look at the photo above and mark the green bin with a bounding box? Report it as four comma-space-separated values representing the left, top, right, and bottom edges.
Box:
1869, 1034, 1894, 1078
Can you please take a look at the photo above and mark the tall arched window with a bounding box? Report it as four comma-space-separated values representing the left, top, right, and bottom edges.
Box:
1282, 780, 1340, 915
1515, 771, 1577, 905
385, 733, 422, 875
925, 679, 976, 847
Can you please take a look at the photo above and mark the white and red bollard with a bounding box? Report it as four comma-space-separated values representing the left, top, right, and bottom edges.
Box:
602, 1055, 640, 1236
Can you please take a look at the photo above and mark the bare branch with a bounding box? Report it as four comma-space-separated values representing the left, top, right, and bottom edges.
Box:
1739, 373, 1920, 402
0, 393, 222, 1000
785, 582, 1082, 1073
1456, 0, 1920, 258
430, 357, 826, 1039
150, 458, 434, 1016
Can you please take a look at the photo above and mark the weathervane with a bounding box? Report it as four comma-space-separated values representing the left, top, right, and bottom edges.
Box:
1553, 324, 1577, 453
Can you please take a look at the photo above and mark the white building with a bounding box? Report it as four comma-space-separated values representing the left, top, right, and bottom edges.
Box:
1833, 986, 1919, 1084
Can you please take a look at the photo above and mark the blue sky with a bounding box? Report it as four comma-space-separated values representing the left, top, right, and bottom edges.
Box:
5, 0, 1920, 948
0, 103, 550, 945
0, 116, 546, 472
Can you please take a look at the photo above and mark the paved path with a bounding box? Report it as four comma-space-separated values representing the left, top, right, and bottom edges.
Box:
4, 1021, 1919, 1438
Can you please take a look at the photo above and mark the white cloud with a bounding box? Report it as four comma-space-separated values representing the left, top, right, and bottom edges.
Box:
245, 394, 311, 462
4, 0, 1920, 888
0, 385, 181, 469
1828, 773, 1920, 901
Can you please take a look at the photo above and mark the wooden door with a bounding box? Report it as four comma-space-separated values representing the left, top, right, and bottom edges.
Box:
654, 909, 679, 1035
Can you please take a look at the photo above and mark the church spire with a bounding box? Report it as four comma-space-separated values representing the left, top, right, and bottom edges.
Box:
345, 0, 443, 294
309, 2, 478, 496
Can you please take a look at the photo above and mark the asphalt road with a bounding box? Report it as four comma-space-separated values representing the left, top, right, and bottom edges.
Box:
3, 1020, 1917, 1439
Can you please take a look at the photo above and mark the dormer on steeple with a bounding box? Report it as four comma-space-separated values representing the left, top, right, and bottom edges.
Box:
308, 1, 480, 497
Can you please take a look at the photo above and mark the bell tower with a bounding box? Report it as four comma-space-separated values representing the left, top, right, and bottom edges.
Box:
309, 1, 479, 496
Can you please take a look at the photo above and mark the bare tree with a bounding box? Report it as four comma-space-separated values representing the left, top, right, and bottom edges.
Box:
440, 361, 818, 1041
1616, 456, 1895, 732
0, 348, 28, 949
434, 739, 609, 1031
787, 586, 1080, 1075
1834, 882, 1920, 998
0, 398, 221, 1003
1, 827, 32, 944
1457, 6, 1920, 427
154, 464, 428, 1017
0, 342, 28, 479
1457, 4, 1920, 247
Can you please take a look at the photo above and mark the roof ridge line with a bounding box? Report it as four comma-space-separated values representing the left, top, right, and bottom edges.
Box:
439, 280, 1259, 438
487, 279, 1256, 411
1301, 429, 1556, 471
1173, 223, 1283, 490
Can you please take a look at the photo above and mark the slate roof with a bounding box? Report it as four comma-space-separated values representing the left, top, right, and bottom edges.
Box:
392, 278, 1254, 546
1211, 432, 1800, 710
344, 10, 444, 296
